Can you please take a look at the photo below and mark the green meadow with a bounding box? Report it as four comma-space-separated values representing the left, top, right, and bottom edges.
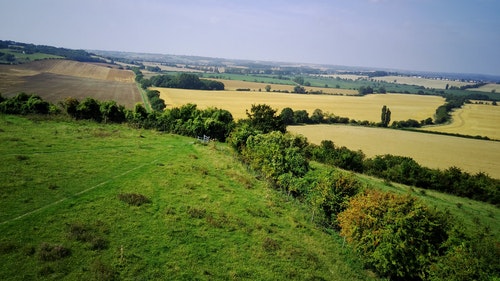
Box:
0, 115, 378, 280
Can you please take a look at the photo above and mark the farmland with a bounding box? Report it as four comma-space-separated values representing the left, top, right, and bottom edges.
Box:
212, 78, 357, 95
473, 83, 500, 93
288, 124, 500, 179
421, 103, 500, 140
156, 87, 444, 121
373, 75, 473, 89
0, 60, 141, 108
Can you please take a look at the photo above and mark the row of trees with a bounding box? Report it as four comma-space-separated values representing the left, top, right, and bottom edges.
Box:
146, 90, 166, 112
140, 73, 224, 91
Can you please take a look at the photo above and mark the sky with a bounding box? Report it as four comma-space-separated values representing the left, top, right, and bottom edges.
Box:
1, 0, 499, 75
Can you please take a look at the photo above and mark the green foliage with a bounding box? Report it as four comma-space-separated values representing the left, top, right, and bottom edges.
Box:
0, 93, 50, 115
279, 107, 295, 125
380, 105, 391, 127
306, 168, 364, 227
246, 104, 286, 133
430, 226, 500, 281
76, 97, 103, 122
243, 131, 309, 181
146, 90, 166, 112
308, 140, 365, 172
293, 85, 306, 94
358, 86, 374, 95
362, 155, 500, 205
338, 190, 451, 280
144, 73, 224, 90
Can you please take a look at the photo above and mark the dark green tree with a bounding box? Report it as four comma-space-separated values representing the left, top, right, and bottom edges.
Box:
246, 104, 286, 133
310, 108, 324, 123
279, 107, 295, 125
381, 105, 391, 127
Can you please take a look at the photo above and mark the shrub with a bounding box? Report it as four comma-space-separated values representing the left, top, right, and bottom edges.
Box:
338, 190, 450, 280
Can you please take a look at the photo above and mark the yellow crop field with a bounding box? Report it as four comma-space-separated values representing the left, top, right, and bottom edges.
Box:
374, 76, 472, 89
156, 88, 445, 121
288, 125, 500, 179
212, 79, 357, 95
473, 83, 500, 93
421, 103, 500, 140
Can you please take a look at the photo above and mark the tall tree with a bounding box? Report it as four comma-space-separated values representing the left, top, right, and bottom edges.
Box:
381, 105, 391, 127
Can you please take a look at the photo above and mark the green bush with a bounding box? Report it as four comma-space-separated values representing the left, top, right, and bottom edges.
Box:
338, 190, 450, 280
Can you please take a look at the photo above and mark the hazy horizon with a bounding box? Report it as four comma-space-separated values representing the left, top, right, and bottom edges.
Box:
1, 0, 499, 76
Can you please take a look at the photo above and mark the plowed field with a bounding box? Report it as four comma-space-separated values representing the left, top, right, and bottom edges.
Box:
0, 60, 141, 108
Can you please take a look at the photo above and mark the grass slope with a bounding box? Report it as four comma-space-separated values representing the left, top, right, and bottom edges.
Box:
0, 115, 376, 280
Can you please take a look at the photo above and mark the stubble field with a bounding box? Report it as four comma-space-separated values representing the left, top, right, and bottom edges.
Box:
288, 124, 500, 179
156, 87, 445, 121
0, 60, 142, 108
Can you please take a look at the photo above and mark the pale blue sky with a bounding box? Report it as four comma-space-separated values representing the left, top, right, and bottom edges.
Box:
1, 0, 499, 75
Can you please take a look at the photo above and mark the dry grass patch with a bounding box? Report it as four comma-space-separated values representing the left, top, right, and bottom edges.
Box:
289, 124, 500, 179
157, 88, 444, 121
422, 103, 500, 140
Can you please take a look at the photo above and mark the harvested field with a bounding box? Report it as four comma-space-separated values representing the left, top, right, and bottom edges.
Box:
421, 103, 500, 140
156, 87, 445, 121
472, 83, 500, 93
288, 124, 500, 178
373, 76, 472, 89
214, 79, 357, 95
0, 60, 141, 108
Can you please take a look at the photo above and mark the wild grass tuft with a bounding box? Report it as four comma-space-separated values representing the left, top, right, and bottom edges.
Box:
117, 193, 151, 206
37, 243, 71, 261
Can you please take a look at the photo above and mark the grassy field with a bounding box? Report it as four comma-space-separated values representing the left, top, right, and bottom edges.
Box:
0, 114, 378, 280
156, 88, 444, 121
0, 48, 64, 63
0, 60, 141, 108
288, 124, 500, 179
373, 76, 472, 89
421, 103, 500, 140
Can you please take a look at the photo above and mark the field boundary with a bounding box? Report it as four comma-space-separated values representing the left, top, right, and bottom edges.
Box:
0, 158, 159, 226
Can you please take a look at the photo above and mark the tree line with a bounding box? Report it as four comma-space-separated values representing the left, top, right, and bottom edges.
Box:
1, 95, 498, 280
138, 72, 224, 91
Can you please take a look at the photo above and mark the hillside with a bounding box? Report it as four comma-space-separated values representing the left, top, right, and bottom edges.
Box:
1, 114, 498, 280
0, 115, 378, 280
0, 60, 141, 108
